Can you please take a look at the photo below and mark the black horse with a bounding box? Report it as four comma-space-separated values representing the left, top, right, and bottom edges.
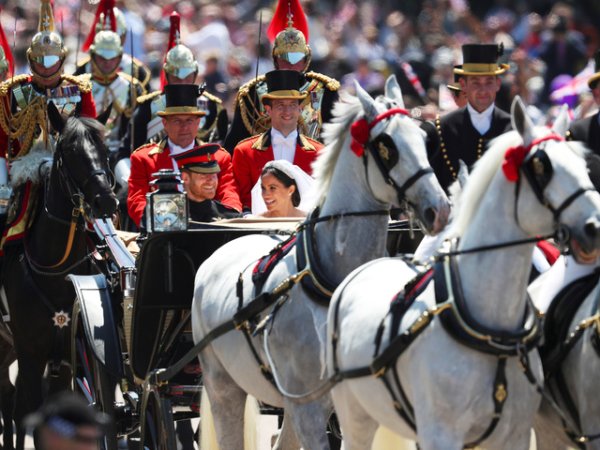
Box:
1, 104, 117, 449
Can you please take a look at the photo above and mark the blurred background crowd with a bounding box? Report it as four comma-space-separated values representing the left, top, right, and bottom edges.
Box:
1, 0, 600, 123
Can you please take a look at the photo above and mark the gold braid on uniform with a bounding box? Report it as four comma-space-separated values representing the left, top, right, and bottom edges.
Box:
435, 115, 483, 181
61, 73, 93, 94
136, 90, 161, 105
0, 75, 50, 160
304, 71, 340, 91
112, 73, 145, 118
238, 75, 270, 135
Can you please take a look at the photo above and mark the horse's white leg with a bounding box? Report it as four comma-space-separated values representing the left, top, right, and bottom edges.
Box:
331, 384, 378, 450
199, 345, 247, 450
285, 400, 331, 450
272, 411, 302, 450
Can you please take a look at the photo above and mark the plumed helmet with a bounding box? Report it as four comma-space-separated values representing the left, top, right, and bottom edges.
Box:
272, 26, 311, 69
267, 0, 311, 72
27, 0, 67, 72
97, 7, 127, 40
90, 30, 123, 60
164, 44, 198, 80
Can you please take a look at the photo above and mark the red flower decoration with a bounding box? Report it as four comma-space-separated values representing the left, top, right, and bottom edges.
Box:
502, 145, 528, 182
350, 118, 369, 157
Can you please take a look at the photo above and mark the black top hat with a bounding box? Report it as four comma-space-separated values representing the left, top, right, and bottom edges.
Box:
24, 392, 111, 441
454, 44, 509, 76
158, 84, 206, 116
588, 50, 600, 89
173, 143, 221, 174
448, 65, 463, 92
261, 69, 308, 103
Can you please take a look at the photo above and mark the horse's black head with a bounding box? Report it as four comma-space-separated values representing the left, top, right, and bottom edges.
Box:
50, 106, 117, 219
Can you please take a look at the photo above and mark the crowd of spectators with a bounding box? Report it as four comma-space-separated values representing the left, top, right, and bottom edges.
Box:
2, 0, 600, 122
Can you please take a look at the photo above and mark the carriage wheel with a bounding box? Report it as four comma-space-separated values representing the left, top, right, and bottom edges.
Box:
73, 323, 119, 450
139, 390, 176, 450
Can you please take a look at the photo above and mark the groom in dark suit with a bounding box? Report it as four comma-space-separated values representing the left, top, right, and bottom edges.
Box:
568, 50, 600, 155
423, 44, 512, 191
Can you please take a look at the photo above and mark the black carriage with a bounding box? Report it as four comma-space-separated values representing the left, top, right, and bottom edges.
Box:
67, 218, 422, 449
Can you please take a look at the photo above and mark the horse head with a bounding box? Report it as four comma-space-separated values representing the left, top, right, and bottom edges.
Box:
48, 102, 118, 219
467, 96, 600, 262
353, 76, 450, 234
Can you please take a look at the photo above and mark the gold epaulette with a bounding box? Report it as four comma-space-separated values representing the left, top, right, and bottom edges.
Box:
132, 142, 156, 154
136, 90, 161, 104
299, 134, 319, 151
131, 56, 151, 87
0, 75, 31, 97
239, 134, 261, 147
76, 56, 91, 70
305, 71, 340, 91
238, 75, 266, 99
61, 74, 93, 94
202, 91, 222, 104
119, 72, 147, 96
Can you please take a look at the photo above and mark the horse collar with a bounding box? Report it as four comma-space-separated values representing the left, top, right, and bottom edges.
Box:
434, 242, 543, 356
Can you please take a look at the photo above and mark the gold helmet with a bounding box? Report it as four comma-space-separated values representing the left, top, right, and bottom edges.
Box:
27, 0, 67, 80
272, 26, 311, 71
267, 0, 311, 72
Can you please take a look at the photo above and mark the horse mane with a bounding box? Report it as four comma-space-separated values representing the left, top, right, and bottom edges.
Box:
311, 92, 363, 205
60, 116, 107, 152
447, 128, 588, 237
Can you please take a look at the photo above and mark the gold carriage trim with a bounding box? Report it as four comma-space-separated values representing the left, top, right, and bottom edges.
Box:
305, 71, 340, 91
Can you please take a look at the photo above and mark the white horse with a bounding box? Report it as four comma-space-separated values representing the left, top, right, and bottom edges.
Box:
191, 76, 451, 450
326, 97, 600, 450
532, 256, 600, 447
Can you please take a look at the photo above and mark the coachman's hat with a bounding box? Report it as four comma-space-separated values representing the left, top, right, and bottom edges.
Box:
261, 70, 307, 103
447, 65, 463, 92
158, 84, 206, 117
454, 44, 509, 76
588, 50, 600, 89
173, 144, 221, 174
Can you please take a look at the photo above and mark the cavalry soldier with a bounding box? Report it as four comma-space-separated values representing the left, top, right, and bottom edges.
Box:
128, 84, 240, 227
567, 50, 600, 155
128, 12, 228, 152
0, 0, 96, 164
172, 144, 241, 225
76, 0, 151, 91
422, 44, 512, 191
84, 2, 145, 193
232, 69, 322, 212
222, 0, 340, 153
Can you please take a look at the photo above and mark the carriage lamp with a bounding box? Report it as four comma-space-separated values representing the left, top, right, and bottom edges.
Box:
145, 169, 188, 233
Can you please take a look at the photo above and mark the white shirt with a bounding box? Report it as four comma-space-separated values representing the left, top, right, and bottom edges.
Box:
167, 139, 194, 178
467, 103, 494, 135
271, 129, 298, 162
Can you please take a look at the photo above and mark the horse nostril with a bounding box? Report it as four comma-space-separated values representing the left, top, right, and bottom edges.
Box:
584, 218, 600, 240
424, 207, 436, 227
94, 194, 118, 217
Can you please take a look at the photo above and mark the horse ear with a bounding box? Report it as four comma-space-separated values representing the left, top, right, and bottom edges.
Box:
551, 104, 570, 138
384, 75, 405, 109
96, 103, 113, 126
511, 95, 534, 146
355, 80, 378, 122
47, 101, 65, 134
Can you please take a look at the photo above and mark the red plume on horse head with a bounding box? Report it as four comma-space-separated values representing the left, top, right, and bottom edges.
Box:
82, 0, 117, 52
160, 11, 181, 90
266, 0, 309, 43
0, 8, 14, 77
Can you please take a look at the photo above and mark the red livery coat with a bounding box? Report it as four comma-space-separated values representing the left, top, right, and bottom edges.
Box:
232, 131, 323, 210
128, 139, 241, 226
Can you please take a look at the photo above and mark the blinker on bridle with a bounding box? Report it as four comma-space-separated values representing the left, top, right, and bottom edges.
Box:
350, 107, 433, 205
